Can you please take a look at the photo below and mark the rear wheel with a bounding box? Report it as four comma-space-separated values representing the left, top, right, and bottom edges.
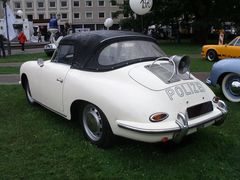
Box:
81, 103, 114, 148
206, 50, 218, 62
221, 73, 240, 102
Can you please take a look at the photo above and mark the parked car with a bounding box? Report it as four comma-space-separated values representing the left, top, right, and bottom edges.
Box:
20, 30, 227, 148
201, 36, 240, 61
206, 59, 240, 102
44, 43, 57, 56
44, 35, 63, 57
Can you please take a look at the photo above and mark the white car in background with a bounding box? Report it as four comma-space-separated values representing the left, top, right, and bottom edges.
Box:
20, 30, 227, 148
44, 35, 63, 56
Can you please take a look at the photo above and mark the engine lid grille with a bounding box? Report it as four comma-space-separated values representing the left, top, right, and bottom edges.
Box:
145, 63, 191, 84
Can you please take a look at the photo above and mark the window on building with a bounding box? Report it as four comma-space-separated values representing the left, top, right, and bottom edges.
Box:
26, 2, 33, 8
50, 13, 56, 18
38, 2, 44, 8
98, 0, 105, 6
73, 1, 80, 7
110, 0, 117, 6
27, 14, 33, 21
85, 1, 92, 7
49, 1, 56, 8
39, 14, 44, 20
74, 13, 80, 19
61, 13, 68, 19
85, 12, 93, 19
111, 12, 117, 19
14, 2, 21, 9
98, 12, 105, 18
61, 1, 67, 7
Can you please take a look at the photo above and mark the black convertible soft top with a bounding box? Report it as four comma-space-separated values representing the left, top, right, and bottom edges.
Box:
59, 30, 156, 71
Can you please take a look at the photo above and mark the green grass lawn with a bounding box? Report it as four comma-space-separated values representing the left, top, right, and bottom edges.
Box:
0, 67, 19, 74
0, 85, 239, 179
0, 52, 49, 63
160, 42, 213, 72
160, 42, 202, 55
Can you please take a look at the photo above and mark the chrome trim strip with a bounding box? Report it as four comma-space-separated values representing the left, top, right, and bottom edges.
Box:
117, 113, 225, 134
117, 123, 180, 134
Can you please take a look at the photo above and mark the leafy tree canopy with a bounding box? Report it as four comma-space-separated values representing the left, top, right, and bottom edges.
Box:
117, 0, 240, 43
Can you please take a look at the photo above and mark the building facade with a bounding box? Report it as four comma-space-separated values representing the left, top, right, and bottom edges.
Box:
1, 0, 124, 37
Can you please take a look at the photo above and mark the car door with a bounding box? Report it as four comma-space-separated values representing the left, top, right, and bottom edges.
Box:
39, 44, 74, 114
230, 38, 240, 58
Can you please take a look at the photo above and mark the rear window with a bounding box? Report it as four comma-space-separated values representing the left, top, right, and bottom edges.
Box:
98, 40, 166, 66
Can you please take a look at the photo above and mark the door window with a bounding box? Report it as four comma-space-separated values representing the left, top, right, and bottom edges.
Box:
52, 45, 74, 65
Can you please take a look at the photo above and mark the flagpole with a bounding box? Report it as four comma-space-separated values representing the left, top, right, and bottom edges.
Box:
2, 0, 11, 55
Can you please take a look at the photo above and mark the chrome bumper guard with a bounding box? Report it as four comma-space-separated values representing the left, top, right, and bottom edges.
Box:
206, 78, 212, 86
173, 100, 227, 142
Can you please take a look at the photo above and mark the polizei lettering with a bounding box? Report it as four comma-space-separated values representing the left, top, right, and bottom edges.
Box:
165, 82, 205, 100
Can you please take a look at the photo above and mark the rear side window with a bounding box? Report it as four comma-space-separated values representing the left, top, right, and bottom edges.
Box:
52, 44, 74, 65
98, 40, 166, 66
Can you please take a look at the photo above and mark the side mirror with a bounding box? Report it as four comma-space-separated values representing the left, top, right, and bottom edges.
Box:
37, 58, 44, 67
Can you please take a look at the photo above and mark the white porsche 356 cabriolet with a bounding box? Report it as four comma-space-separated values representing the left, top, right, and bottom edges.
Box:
20, 30, 227, 148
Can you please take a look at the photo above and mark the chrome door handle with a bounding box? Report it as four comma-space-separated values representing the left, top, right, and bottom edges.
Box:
56, 78, 63, 83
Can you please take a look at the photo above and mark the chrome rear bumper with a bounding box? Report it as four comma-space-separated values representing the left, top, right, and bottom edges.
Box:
173, 100, 227, 142
118, 100, 227, 143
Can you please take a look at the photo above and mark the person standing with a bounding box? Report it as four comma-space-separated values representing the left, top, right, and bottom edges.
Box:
18, 30, 27, 51
0, 34, 6, 58
38, 32, 42, 42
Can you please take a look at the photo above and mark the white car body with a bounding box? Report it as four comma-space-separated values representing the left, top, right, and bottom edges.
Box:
20, 31, 227, 147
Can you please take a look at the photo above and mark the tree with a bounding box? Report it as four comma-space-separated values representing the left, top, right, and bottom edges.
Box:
116, 0, 240, 44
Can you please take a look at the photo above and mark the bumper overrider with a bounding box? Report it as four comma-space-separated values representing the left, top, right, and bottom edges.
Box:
117, 100, 227, 143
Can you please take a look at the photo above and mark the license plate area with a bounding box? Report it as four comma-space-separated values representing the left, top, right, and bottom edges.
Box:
187, 101, 213, 119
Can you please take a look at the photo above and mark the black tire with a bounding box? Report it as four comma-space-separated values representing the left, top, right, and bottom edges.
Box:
24, 79, 35, 105
221, 73, 240, 102
206, 50, 218, 62
80, 103, 114, 148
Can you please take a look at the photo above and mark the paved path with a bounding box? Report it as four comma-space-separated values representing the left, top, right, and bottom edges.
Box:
9, 47, 44, 56
0, 72, 209, 85
0, 74, 20, 85
0, 62, 22, 67
192, 72, 209, 82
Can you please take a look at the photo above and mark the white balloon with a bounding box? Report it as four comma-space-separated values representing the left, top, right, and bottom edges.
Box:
129, 0, 153, 15
17, 10, 23, 17
104, 18, 114, 28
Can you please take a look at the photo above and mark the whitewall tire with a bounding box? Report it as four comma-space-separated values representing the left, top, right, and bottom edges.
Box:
221, 73, 240, 102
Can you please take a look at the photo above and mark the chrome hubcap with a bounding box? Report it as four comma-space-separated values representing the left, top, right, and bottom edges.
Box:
208, 52, 215, 61
230, 80, 240, 96
83, 105, 103, 141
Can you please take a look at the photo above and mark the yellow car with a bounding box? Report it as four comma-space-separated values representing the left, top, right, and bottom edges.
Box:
201, 36, 240, 61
